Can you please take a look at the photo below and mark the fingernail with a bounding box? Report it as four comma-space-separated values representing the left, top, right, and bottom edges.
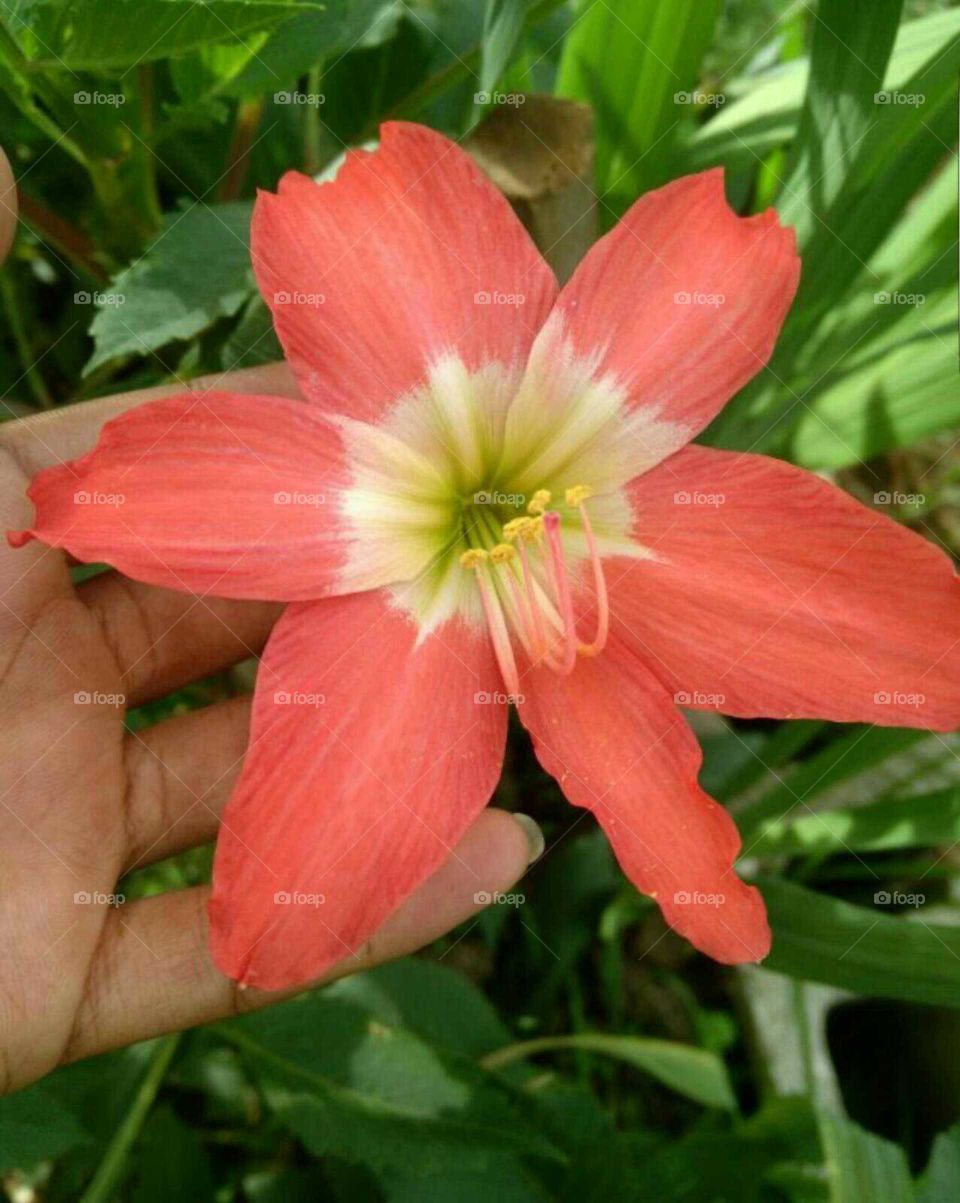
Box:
513, 813, 544, 864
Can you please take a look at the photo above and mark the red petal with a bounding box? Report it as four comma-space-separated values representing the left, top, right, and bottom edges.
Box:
518, 639, 769, 963
252, 122, 557, 422
609, 445, 960, 729
9, 392, 349, 600
543, 168, 799, 464
209, 590, 507, 990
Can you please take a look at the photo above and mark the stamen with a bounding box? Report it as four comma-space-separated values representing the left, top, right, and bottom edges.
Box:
461, 550, 520, 696
567, 484, 608, 656
542, 512, 578, 675
565, 484, 593, 507
527, 489, 551, 515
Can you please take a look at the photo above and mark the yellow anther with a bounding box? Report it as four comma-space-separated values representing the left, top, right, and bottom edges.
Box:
503, 516, 532, 541
490, 543, 516, 564
527, 489, 552, 515
459, 548, 489, 569
565, 484, 593, 507
526, 515, 545, 541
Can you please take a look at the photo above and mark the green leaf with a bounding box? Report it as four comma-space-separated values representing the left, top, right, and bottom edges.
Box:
3, 0, 326, 69
329, 959, 511, 1058
686, 8, 960, 172
0, 1083, 91, 1171
129, 1106, 214, 1203
760, 878, 960, 1008
918, 1123, 960, 1203
753, 787, 960, 859
482, 1033, 737, 1110
87, 200, 254, 372
479, 0, 528, 96
779, 0, 904, 241
557, 0, 720, 209
816, 1108, 914, 1203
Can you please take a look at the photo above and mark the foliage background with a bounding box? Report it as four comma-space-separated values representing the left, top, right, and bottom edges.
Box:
1, 0, 959, 1198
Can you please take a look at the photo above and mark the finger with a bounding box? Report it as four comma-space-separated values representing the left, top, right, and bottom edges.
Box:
122, 695, 251, 870
0, 360, 300, 476
0, 144, 16, 261
79, 572, 280, 708
60, 808, 542, 1064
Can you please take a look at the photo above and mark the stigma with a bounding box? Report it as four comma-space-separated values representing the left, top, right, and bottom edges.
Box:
459, 484, 609, 696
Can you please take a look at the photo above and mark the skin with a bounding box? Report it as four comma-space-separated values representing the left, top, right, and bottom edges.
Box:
0, 148, 536, 1095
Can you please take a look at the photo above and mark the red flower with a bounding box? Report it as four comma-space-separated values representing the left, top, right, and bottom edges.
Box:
10, 124, 959, 990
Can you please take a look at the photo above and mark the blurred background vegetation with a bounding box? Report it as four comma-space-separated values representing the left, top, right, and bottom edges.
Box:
1, 0, 960, 1199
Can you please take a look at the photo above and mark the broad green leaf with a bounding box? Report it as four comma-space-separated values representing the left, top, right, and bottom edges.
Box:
0, 1084, 91, 1170
760, 878, 960, 1008
329, 959, 511, 1058
918, 1123, 960, 1203
227, 1024, 562, 1171
778, 0, 904, 241
3, 0, 326, 69
86, 200, 253, 372
211, 1, 402, 100
817, 1109, 914, 1203
482, 1033, 737, 1110
753, 787, 960, 858
129, 1106, 214, 1203
556, 0, 720, 209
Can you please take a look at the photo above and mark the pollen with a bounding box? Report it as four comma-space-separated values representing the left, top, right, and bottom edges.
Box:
489, 543, 516, 564
565, 484, 593, 507
459, 548, 489, 569
527, 489, 552, 515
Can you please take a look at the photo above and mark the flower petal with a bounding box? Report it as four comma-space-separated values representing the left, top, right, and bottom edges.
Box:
508, 169, 799, 478
208, 589, 506, 990
252, 121, 557, 422
9, 391, 432, 601
608, 445, 960, 729
517, 638, 769, 963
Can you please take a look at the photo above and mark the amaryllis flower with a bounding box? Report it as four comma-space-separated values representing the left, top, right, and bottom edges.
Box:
11, 124, 960, 990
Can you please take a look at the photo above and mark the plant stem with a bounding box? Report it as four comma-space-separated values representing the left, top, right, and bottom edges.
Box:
78, 1034, 181, 1203
0, 267, 54, 408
